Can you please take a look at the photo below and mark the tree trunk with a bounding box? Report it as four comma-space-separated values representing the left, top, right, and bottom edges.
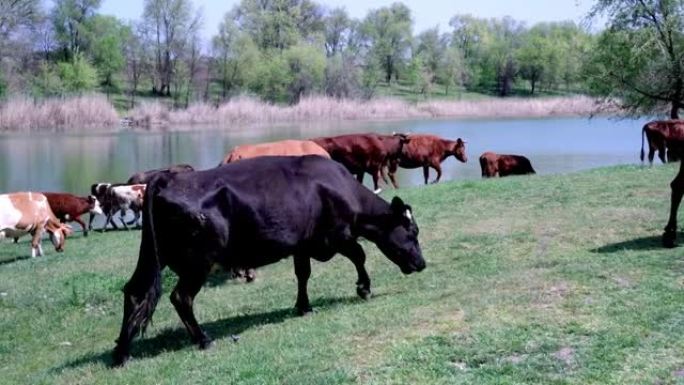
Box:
530, 79, 536, 95
671, 100, 680, 119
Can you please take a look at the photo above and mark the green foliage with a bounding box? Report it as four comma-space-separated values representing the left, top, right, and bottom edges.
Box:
586, 0, 684, 118
51, 0, 102, 58
86, 15, 127, 92
31, 61, 64, 97
283, 42, 326, 102
361, 3, 413, 84
58, 53, 98, 93
213, 15, 259, 99
0, 69, 6, 98
248, 51, 291, 102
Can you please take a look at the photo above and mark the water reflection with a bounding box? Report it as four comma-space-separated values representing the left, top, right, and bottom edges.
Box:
0, 117, 648, 194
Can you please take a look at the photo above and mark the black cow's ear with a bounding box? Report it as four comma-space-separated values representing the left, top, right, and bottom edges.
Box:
390, 196, 406, 212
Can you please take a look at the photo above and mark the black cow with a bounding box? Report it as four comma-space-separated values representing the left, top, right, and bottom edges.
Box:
112, 155, 426, 366
127, 164, 195, 185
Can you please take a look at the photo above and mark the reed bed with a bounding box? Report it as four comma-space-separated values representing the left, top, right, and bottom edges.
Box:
128, 95, 604, 129
0, 95, 119, 132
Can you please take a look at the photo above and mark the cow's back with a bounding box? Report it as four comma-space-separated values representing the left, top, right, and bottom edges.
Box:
0, 192, 53, 230
401, 135, 446, 165
224, 140, 330, 163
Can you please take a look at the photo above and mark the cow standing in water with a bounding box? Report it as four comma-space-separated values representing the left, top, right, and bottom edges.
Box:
479, 152, 536, 178
312, 133, 409, 193
386, 134, 467, 187
112, 156, 425, 366
641, 120, 684, 164
221, 139, 330, 164
0, 192, 72, 257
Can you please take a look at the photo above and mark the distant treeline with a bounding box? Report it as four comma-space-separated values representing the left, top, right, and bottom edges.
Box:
0, 0, 593, 108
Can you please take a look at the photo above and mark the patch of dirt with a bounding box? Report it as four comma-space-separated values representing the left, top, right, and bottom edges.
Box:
450, 361, 467, 371
503, 354, 528, 364
612, 276, 633, 289
673, 369, 684, 378
553, 346, 575, 366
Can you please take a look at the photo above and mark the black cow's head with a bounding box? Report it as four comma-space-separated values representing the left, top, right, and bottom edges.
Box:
370, 196, 425, 275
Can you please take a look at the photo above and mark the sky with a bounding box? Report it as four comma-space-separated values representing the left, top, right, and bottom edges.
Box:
100, 0, 596, 40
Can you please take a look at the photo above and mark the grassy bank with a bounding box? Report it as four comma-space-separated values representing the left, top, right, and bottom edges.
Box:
0, 94, 603, 132
1, 164, 683, 384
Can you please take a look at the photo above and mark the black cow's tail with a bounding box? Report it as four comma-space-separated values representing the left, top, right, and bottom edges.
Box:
112, 178, 164, 366
641, 124, 647, 162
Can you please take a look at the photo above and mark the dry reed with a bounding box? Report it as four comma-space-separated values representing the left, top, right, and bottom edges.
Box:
0, 95, 119, 132
128, 95, 605, 130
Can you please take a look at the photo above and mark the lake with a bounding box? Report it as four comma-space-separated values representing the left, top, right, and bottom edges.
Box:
0, 116, 650, 194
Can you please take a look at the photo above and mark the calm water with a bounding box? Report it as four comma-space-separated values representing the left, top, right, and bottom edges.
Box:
0, 116, 649, 194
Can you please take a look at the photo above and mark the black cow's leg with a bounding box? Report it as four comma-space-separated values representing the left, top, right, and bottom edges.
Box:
293, 254, 312, 315
356, 173, 364, 184
88, 212, 96, 231
371, 168, 381, 191
340, 241, 371, 300
422, 166, 430, 185
649, 145, 656, 165
170, 273, 213, 349
664, 162, 684, 247
431, 164, 443, 184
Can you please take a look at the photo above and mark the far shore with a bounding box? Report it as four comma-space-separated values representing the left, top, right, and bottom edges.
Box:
0, 94, 612, 133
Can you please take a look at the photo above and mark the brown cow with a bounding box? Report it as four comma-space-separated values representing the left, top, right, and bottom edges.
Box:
0, 192, 72, 257
221, 140, 330, 164
127, 164, 194, 185
479, 152, 536, 178
386, 134, 467, 186
42, 193, 103, 237
641, 120, 684, 164
312, 133, 409, 193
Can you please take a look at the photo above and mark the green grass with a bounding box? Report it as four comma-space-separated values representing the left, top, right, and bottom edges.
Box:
2, 164, 684, 384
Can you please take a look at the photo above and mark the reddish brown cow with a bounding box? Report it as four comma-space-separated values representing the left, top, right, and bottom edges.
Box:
42, 193, 103, 236
221, 140, 330, 164
312, 133, 409, 192
479, 152, 536, 178
641, 120, 684, 164
386, 134, 467, 186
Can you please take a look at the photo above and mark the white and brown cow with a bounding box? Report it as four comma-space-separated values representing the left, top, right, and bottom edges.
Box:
0, 192, 73, 257
91, 184, 147, 231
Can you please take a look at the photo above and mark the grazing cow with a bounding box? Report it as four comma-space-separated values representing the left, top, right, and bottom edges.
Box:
0, 192, 72, 257
112, 155, 425, 366
479, 152, 536, 178
312, 133, 409, 193
127, 164, 194, 185
221, 140, 330, 164
641, 120, 684, 164
386, 134, 467, 186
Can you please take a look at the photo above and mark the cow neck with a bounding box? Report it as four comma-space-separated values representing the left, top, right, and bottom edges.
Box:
353, 191, 391, 240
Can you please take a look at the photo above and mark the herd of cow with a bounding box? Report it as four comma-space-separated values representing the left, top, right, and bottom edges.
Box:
15, 125, 683, 367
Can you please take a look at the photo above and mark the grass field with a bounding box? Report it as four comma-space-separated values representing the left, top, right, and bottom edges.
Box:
1, 164, 684, 384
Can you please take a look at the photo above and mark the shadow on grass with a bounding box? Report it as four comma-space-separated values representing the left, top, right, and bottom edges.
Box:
56, 295, 373, 370
591, 235, 672, 253
0, 255, 32, 265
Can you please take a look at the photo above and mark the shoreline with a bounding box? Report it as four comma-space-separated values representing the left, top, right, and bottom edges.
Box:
0, 95, 611, 133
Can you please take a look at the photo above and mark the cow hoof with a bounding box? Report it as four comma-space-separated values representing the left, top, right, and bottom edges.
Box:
295, 306, 314, 316
356, 286, 372, 300
199, 338, 215, 350
663, 230, 677, 248
83, 232, 88, 237
111, 350, 130, 368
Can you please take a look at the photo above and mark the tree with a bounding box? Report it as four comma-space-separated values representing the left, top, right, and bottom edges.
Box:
438, 46, 465, 95
212, 14, 259, 99
587, 0, 684, 118
58, 53, 98, 93
232, 0, 324, 51
123, 22, 148, 108
32, 61, 64, 97
361, 2, 413, 84
86, 15, 126, 96
283, 42, 326, 102
0, 0, 41, 54
415, 27, 446, 82
51, 0, 102, 59
324, 7, 351, 56
143, 0, 202, 96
